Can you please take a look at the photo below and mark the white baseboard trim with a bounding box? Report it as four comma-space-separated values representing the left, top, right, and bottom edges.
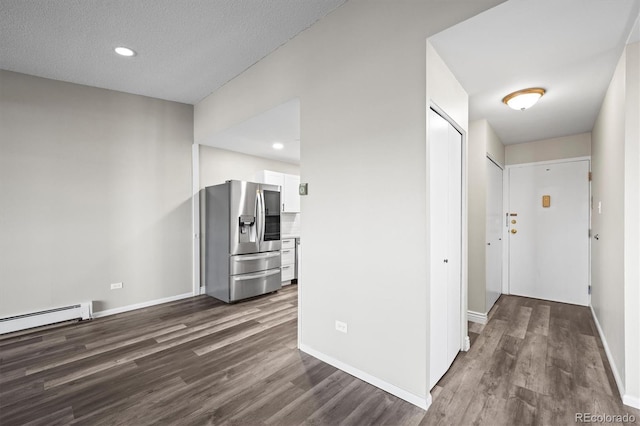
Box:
589, 306, 627, 404
467, 310, 488, 325
299, 343, 431, 411
93, 292, 194, 318
463, 335, 471, 351
623, 394, 640, 409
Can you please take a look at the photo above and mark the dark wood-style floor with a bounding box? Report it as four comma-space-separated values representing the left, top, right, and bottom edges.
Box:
1, 286, 638, 425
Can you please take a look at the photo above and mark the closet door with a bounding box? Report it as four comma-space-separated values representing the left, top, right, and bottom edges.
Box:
486, 157, 503, 311
446, 120, 462, 366
429, 109, 462, 389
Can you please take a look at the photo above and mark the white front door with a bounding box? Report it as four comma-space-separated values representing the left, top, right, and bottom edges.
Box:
429, 109, 462, 389
486, 157, 503, 311
507, 160, 590, 306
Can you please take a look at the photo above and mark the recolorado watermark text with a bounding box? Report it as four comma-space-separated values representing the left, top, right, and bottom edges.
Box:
575, 412, 636, 423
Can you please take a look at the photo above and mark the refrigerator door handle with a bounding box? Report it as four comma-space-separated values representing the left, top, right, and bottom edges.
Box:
259, 191, 266, 243
235, 269, 280, 281
255, 190, 262, 244
235, 252, 280, 261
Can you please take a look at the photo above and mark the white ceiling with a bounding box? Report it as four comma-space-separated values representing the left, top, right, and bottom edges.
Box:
0, 0, 346, 105
203, 98, 300, 164
430, 0, 640, 145
2, 0, 639, 155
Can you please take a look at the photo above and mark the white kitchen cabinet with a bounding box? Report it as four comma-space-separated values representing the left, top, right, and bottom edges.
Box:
256, 170, 300, 213
283, 174, 300, 213
259, 170, 284, 188
281, 238, 296, 283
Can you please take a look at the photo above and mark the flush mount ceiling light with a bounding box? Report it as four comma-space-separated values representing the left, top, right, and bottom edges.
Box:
114, 46, 136, 57
502, 88, 545, 111
272, 142, 284, 150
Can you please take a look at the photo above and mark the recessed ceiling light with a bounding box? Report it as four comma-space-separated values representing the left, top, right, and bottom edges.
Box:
114, 46, 136, 57
272, 142, 284, 150
502, 88, 545, 111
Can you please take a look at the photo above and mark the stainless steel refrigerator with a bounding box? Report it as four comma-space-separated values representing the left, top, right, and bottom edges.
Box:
201, 180, 282, 303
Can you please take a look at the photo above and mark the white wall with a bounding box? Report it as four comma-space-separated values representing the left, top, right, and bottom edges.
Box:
194, 0, 504, 406
505, 132, 591, 165
592, 41, 640, 407
487, 123, 505, 166
199, 145, 299, 188
0, 70, 193, 316
467, 119, 504, 313
623, 41, 640, 406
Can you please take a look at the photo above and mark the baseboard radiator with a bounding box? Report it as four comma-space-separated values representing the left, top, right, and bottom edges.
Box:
0, 302, 92, 335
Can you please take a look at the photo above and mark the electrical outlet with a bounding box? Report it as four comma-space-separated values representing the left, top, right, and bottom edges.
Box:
335, 320, 348, 334
110, 282, 123, 290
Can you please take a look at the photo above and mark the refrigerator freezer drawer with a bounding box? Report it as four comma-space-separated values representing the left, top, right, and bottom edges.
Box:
230, 268, 282, 302
230, 251, 281, 275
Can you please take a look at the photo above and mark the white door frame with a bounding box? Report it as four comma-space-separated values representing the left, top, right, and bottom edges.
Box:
192, 143, 202, 296
428, 102, 469, 354
486, 155, 504, 312
502, 156, 591, 297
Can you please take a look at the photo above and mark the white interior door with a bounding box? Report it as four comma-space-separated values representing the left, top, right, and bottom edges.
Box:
508, 160, 590, 306
486, 157, 503, 311
429, 109, 462, 389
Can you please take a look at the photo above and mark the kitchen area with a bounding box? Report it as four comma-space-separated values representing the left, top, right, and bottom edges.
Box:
197, 99, 301, 302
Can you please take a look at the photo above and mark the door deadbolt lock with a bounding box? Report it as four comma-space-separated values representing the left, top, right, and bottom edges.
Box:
511, 229, 518, 234
511, 219, 517, 224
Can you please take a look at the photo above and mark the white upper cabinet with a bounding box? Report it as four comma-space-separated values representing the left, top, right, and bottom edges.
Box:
256, 170, 300, 213
283, 174, 300, 213
259, 170, 285, 188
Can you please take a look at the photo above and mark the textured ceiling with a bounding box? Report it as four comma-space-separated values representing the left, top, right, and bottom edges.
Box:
3, 0, 639, 154
0, 0, 346, 105
430, 0, 640, 145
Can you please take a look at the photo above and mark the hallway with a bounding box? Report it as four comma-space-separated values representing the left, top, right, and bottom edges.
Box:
423, 295, 639, 425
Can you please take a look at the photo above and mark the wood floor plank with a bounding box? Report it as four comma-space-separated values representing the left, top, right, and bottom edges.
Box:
526, 304, 550, 336
303, 377, 367, 424
25, 323, 187, 375
192, 314, 296, 356
2, 288, 635, 425
504, 384, 538, 425
191, 354, 310, 424
23, 406, 75, 426
506, 306, 532, 339
339, 388, 395, 426
574, 333, 614, 395
472, 334, 522, 407
511, 331, 547, 394
265, 370, 355, 425
155, 303, 291, 344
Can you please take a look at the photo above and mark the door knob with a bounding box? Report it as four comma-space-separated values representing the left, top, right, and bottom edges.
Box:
511, 229, 517, 234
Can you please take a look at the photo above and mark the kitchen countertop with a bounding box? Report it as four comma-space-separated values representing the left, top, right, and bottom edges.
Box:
281, 234, 300, 239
